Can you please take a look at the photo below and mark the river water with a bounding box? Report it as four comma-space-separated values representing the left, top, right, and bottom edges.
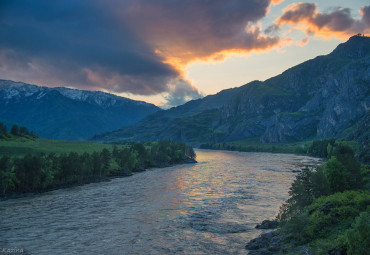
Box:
0, 150, 322, 255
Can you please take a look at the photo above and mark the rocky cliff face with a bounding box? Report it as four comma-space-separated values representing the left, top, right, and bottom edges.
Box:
0, 80, 160, 140
218, 35, 370, 143
95, 36, 370, 144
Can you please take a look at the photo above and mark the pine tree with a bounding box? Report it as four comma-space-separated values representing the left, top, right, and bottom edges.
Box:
11, 125, 19, 136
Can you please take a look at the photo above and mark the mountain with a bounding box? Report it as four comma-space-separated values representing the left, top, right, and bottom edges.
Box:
93, 35, 370, 145
0, 80, 160, 140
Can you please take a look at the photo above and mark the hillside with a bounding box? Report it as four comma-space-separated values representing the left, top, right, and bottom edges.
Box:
0, 81, 160, 140
93, 35, 370, 146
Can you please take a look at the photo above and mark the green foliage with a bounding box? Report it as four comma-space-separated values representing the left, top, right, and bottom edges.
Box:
281, 190, 369, 248
200, 140, 309, 154
278, 144, 365, 221
277, 141, 370, 254
11, 125, 19, 136
323, 158, 349, 193
19, 126, 29, 136
0, 122, 37, 140
0, 156, 17, 196
307, 139, 335, 158
0, 138, 117, 157
333, 144, 362, 188
0, 122, 7, 135
288, 167, 314, 214
361, 164, 370, 189
1, 141, 195, 197
346, 211, 370, 255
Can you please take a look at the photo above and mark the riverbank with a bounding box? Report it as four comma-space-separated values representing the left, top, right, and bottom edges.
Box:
0, 140, 196, 199
245, 143, 370, 254
199, 139, 360, 159
1, 158, 197, 201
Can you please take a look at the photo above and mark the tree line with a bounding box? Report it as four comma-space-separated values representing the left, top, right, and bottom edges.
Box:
0, 122, 37, 139
275, 143, 369, 254
0, 141, 196, 197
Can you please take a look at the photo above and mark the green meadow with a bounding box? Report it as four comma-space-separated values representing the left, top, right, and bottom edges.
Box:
0, 137, 120, 157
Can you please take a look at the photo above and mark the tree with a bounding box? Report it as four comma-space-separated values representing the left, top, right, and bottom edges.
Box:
112, 146, 119, 159
185, 146, 196, 160
29, 130, 38, 138
80, 152, 93, 181
92, 151, 102, 177
19, 126, 29, 136
0, 156, 17, 196
11, 125, 19, 136
100, 148, 111, 175
346, 212, 370, 255
132, 142, 148, 170
288, 167, 314, 212
40, 154, 55, 189
333, 144, 362, 189
0, 122, 6, 135
323, 157, 348, 193
311, 167, 330, 198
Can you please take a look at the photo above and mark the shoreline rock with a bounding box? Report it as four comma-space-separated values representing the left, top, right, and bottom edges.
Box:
246, 220, 283, 254
246, 220, 315, 255
246, 230, 284, 255
255, 220, 279, 229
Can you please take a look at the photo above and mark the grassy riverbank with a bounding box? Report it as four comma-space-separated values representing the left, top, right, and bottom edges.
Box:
199, 137, 308, 154
199, 138, 360, 159
0, 137, 121, 156
246, 143, 370, 254
0, 137, 196, 198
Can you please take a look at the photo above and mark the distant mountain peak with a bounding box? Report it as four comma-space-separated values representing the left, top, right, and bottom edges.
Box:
0, 79, 160, 140
0, 80, 156, 108
330, 34, 370, 58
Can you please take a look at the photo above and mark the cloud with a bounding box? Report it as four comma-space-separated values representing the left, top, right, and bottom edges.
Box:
361, 6, 370, 26
164, 79, 203, 109
264, 24, 280, 35
0, 0, 177, 94
296, 37, 309, 47
275, 3, 370, 38
271, 0, 285, 5
0, 0, 282, 106
116, 0, 281, 67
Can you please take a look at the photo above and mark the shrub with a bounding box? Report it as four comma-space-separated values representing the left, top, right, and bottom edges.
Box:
346, 211, 370, 255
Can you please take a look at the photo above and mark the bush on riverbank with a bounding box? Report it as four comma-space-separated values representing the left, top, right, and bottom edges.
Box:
246, 143, 369, 254
276, 144, 369, 254
0, 141, 196, 197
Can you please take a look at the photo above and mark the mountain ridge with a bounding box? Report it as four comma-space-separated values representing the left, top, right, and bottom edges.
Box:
0, 80, 160, 140
93, 35, 370, 145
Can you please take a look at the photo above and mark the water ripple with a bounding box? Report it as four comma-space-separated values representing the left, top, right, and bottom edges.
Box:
0, 150, 322, 254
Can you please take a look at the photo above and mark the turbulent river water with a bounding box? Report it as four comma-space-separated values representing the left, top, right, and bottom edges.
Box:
0, 150, 322, 255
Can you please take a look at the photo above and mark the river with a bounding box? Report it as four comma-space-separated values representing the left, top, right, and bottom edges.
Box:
0, 150, 322, 254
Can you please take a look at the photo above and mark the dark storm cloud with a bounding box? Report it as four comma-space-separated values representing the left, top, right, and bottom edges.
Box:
115, 0, 280, 63
361, 6, 370, 26
278, 3, 316, 23
0, 0, 281, 105
276, 3, 370, 37
0, 0, 177, 95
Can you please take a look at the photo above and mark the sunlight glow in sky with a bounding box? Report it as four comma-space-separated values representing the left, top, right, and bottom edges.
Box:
0, 0, 369, 107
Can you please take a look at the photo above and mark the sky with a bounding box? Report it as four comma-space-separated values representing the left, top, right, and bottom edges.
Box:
0, 1, 369, 108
